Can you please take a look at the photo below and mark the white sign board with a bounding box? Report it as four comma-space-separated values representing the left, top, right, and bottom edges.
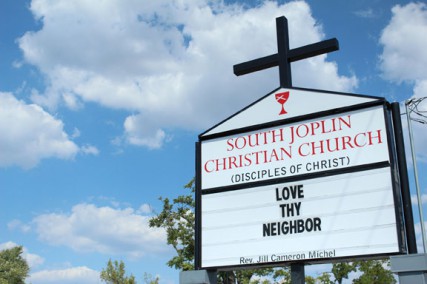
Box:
201, 167, 400, 268
201, 105, 389, 190
197, 88, 403, 269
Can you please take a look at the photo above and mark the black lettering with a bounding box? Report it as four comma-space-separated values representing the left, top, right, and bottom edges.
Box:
314, 217, 321, 231
263, 218, 322, 237
275, 187, 282, 201
263, 223, 271, 237
298, 185, 304, 198
271, 222, 277, 235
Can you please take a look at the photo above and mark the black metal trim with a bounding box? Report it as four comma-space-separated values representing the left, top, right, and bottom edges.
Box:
391, 102, 417, 254
195, 142, 202, 270
383, 104, 407, 254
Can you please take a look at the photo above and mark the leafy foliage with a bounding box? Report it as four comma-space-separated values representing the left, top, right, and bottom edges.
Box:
331, 262, 356, 284
305, 275, 316, 284
316, 272, 333, 284
149, 179, 196, 270
143, 272, 159, 284
272, 267, 291, 283
100, 259, 136, 284
352, 259, 396, 284
0, 246, 29, 284
235, 268, 274, 284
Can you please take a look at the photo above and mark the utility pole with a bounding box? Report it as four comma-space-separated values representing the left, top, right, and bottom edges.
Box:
405, 98, 427, 252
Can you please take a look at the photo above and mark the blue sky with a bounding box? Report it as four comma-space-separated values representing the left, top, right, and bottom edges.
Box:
1, 0, 427, 283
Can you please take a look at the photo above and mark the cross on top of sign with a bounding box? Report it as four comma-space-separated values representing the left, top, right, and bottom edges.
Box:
233, 16, 339, 88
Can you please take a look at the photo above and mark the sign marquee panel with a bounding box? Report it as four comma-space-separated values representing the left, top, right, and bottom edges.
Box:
201, 105, 389, 190
196, 87, 405, 270
201, 167, 400, 268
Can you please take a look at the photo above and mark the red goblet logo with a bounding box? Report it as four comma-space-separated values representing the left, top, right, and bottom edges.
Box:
275, 91, 289, 115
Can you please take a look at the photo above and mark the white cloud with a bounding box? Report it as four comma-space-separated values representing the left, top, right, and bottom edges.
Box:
138, 203, 153, 214
81, 144, 100, 155
124, 114, 167, 149
0, 241, 45, 269
33, 203, 168, 258
354, 8, 377, 19
414, 221, 427, 252
0, 92, 100, 168
7, 219, 31, 233
0, 92, 79, 169
71, 127, 81, 139
379, 3, 427, 83
411, 193, 427, 205
401, 103, 427, 166
19, 0, 357, 148
380, 3, 427, 163
28, 266, 101, 284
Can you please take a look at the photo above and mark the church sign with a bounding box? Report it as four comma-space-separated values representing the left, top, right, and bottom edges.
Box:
194, 16, 406, 271
196, 87, 405, 269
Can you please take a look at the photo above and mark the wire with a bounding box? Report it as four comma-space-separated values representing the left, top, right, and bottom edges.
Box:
407, 97, 427, 124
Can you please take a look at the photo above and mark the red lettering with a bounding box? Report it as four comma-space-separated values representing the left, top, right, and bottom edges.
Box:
341, 136, 354, 150
226, 138, 234, 151
229, 156, 238, 169
311, 140, 325, 155
338, 115, 351, 129
296, 124, 309, 138
298, 143, 310, 157
235, 137, 247, 149
368, 130, 383, 145
310, 121, 321, 135
204, 160, 214, 173
354, 133, 367, 147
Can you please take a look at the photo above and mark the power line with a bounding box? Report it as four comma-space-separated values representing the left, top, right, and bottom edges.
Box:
406, 97, 427, 124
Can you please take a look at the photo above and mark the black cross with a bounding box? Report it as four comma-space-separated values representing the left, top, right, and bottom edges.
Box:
233, 16, 339, 88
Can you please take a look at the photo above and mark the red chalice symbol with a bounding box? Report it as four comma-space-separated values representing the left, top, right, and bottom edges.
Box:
275, 91, 289, 115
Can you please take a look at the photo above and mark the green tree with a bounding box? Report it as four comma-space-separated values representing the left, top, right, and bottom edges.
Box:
0, 246, 29, 284
271, 267, 316, 284
331, 262, 356, 284
305, 275, 316, 284
316, 272, 333, 284
100, 259, 136, 284
149, 179, 196, 271
352, 259, 396, 284
235, 268, 273, 284
272, 267, 290, 283
143, 272, 159, 284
